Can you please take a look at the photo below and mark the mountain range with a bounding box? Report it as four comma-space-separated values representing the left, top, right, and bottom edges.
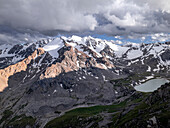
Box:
0, 35, 170, 128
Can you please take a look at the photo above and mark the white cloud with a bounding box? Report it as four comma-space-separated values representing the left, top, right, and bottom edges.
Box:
151, 33, 170, 42
0, 0, 169, 37
130, 0, 170, 12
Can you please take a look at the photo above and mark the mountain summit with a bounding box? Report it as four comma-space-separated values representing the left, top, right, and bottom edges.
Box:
0, 36, 170, 127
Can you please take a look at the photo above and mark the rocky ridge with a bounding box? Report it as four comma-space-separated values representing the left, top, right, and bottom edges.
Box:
0, 36, 169, 127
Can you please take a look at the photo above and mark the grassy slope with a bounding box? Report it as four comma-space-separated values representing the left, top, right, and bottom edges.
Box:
45, 101, 127, 128
45, 85, 170, 128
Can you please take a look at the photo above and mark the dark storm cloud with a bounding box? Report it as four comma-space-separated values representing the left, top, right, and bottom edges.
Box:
0, 0, 170, 36
0, 25, 47, 44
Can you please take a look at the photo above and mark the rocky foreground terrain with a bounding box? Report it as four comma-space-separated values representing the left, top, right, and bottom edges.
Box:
0, 36, 169, 128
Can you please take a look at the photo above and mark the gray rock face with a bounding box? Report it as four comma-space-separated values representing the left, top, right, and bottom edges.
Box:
0, 38, 51, 69
114, 83, 170, 128
161, 49, 170, 61
0, 36, 170, 127
8, 44, 24, 54
146, 83, 170, 105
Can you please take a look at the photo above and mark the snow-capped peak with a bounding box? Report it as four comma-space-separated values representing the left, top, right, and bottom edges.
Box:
43, 38, 64, 58
43, 35, 127, 59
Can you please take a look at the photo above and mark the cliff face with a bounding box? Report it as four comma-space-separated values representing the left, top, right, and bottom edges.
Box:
0, 37, 116, 92
44, 83, 170, 128
40, 43, 114, 79
146, 83, 170, 105
0, 48, 45, 91
0, 37, 170, 92
0, 36, 169, 128
112, 83, 170, 128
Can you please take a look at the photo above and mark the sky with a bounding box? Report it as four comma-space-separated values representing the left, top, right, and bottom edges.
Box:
0, 0, 170, 44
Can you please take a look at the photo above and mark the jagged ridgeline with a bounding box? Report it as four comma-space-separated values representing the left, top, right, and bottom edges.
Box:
0, 36, 170, 128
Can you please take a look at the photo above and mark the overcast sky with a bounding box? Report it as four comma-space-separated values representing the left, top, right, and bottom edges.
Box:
0, 0, 170, 43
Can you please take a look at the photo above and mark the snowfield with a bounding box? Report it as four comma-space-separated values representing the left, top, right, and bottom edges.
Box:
43, 38, 64, 58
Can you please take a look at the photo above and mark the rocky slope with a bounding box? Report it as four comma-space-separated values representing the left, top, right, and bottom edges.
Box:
0, 48, 45, 91
0, 36, 169, 127
108, 82, 170, 128
44, 82, 170, 128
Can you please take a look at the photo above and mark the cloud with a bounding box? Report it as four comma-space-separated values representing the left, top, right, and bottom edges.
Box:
95, 0, 170, 36
130, 0, 170, 12
0, 25, 47, 44
0, 0, 170, 37
151, 33, 170, 42
0, 0, 100, 32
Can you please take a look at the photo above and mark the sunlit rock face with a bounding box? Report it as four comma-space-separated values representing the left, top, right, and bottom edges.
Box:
0, 36, 170, 92
0, 36, 170, 127
0, 48, 45, 91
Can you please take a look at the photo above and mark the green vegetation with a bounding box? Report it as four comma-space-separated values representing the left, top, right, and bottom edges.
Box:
110, 77, 132, 86
45, 92, 152, 128
45, 88, 169, 128
110, 73, 151, 87
116, 102, 148, 127
45, 113, 102, 128
5, 114, 36, 128
0, 109, 36, 128
107, 112, 120, 127
158, 110, 170, 127
45, 101, 127, 128
0, 110, 13, 124
1, 75, 168, 128
109, 101, 170, 128
130, 73, 150, 82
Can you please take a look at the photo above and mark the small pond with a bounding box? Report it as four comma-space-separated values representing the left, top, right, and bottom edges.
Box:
134, 78, 169, 92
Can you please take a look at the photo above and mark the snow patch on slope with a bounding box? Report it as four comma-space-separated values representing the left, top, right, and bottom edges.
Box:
65, 35, 131, 59
127, 49, 143, 59
43, 38, 64, 58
